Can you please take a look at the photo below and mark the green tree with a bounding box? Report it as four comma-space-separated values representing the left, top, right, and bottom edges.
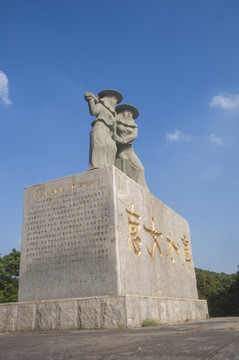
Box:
195, 266, 239, 317
0, 249, 20, 303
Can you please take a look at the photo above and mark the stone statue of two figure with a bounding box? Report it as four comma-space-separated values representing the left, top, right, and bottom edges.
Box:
85, 89, 149, 191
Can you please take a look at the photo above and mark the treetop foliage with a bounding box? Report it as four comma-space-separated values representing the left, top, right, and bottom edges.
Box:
0, 248, 20, 303
195, 267, 239, 317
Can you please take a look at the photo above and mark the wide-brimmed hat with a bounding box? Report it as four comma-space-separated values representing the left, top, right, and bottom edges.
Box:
115, 104, 139, 119
98, 89, 123, 104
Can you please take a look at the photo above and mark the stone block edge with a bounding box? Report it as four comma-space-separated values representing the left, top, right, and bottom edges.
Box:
0, 295, 208, 332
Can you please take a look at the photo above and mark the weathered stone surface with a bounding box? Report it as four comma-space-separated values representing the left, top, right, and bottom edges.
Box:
99, 297, 126, 328
0, 296, 208, 332
19, 167, 118, 302
79, 298, 102, 329
19, 166, 198, 303
58, 300, 78, 329
35, 300, 78, 330
0, 304, 17, 332
125, 296, 208, 327
159, 300, 167, 323
78, 296, 126, 329
35, 302, 61, 330
16, 303, 36, 331
125, 296, 141, 327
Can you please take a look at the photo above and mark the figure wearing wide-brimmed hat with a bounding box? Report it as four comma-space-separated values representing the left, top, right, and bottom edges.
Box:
85, 89, 122, 170
114, 104, 149, 191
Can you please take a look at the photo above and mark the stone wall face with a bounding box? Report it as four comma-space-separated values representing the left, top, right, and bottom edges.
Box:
19, 166, 198, 302
19, 167, 119, 301
0, 296, 208, 332
115, 169, 198, 299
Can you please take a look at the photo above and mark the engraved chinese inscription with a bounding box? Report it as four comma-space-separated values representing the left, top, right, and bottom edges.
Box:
25, 179, 110, 273
126, 203, 142, 256
143, 218, 163, 258
125, 203, 192, 270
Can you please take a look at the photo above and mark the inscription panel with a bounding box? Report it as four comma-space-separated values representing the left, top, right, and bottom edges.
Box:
26, 185, 108, 272
19, 170, 118, 301
115, 168, 198, 300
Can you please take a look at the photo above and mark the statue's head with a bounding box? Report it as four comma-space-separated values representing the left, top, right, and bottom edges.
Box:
98, 89, 123, 109
115, 104, 139, 120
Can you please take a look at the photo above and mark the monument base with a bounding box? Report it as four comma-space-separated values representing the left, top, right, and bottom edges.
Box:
6, 166, 208, 333
0, 295, 208, 332
19, 166, 201, 302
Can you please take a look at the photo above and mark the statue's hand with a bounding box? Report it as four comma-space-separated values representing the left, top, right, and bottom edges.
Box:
84, 91, 95, 102
85, 91, 100, 104
113, 135, 124, 144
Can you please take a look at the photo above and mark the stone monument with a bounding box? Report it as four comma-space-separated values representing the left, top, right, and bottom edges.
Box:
0, 89, 208, 332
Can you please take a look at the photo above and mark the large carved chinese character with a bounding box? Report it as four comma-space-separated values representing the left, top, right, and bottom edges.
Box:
166, 233, 180, 263
126, 203, 142, 256
182, 235, 192, 272
143, 218, 163, 258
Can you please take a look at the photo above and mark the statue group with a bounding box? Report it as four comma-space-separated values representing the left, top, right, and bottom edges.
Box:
85, 89, 149, 191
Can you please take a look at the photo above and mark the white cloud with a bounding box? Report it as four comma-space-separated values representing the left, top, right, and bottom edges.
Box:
166, 129, 192, 142
209, 93, 239, 110
0, 70, 12, 105
209, 134, 223, 146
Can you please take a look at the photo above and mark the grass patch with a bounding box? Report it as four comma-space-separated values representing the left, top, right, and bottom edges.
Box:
117, 322, 126, 329
142, 319, 162, 327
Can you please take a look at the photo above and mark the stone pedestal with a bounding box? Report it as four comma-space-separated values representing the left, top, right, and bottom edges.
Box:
0, 296, 208, 332
19, 166, 198, 302
0, 166, 208, 332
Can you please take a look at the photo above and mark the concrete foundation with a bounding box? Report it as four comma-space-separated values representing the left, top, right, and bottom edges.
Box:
0, 295, 208, 332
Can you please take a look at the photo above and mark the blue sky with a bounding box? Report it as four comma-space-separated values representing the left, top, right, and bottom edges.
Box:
1, 0, 239, 274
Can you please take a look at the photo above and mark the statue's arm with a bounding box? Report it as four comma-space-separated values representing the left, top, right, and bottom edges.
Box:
84, 91, 101, 116
113, 127, 138, 144
87, 100, 102, 116
121, 127, 138, 144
